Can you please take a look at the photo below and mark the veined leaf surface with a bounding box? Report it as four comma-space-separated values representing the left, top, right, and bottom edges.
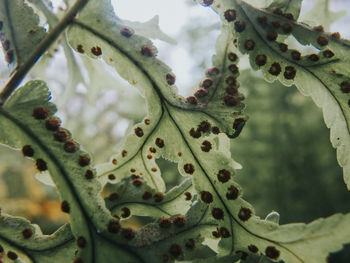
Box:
0, 0, 47, 70
208, 0, 350, 190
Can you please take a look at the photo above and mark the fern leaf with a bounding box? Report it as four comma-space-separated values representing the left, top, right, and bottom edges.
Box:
67, 0, 246, 192
266, 0, 302, 21
0, 80, 222, 263
209, 0, 350, 190
0, 81, 118, 262
0, 0, 47, 70
123, 15, 177, 45
1, 0, 349, 262
301, 0, 347, 31
65, 0, 350, 261
0, 214, 75, 263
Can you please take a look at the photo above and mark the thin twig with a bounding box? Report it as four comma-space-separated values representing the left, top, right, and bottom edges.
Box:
0, 0, 89, 106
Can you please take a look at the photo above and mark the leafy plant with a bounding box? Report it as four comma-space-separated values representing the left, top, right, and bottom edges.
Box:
0, 0, 350, 262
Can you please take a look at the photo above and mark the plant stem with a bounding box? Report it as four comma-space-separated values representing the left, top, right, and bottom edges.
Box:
0, 0, 89, 106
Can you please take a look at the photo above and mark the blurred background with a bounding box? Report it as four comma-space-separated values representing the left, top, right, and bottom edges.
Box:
0, 0, 350, 262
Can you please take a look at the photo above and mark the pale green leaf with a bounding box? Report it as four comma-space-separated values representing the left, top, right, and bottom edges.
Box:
67, 0, 246, 194
34, 170, 54, 186
267, 0, 302, 21
66, 0, 350, 261
0, 80, 221, 262
0, 214, 75, 263
123, 15, 177, 45
0, 0, 47, 70
0, 80, 119, 263
27, 0, 86, 105
210, 0, 350, 190
301, 0, 347, 31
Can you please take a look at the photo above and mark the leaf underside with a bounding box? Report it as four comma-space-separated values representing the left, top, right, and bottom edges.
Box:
0, 0, 350, 263
0, 0, 47, 70
210, 0, 350, 190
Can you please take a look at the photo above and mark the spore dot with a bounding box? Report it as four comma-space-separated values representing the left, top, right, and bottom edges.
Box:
142, 190, 152, 200
200, 191, 213, 203
308, 54, 319, 61
201, 78, 214, 88
228, 53, 238, 61
201, 140, 212, 152
284, 66, 296, 80
166, 73, 176, 85
184, 163, 195, 174
207, 66, 220, 76
134, 127, 144, 137
238, 207, 252, 221
266, 31, 277, 41
64, 140, 78, 153
279, 43, 288, 52
22, 145, 34, 157
244, 39, 255, 50
141, 46, 154, 57
265, 246, 280, 259
61, 201, 70, 213
155, 138, 164, 148
291, 50, 301, 60
217, 169, 231, 183
169, 243, 182, 258
45, 118, 61, 131
282, 22, 293, 34
323, 49, 334, 58
85, 170, 94, 179
219, 227, 230, 238
234, 21, 246, 32
248, 245, 259, 253
36, 159, 47, 171
195, 88, 209, 98
226, 185, 239, 200
54, 129, 69, 142
79, 155, 90, 167
186, 96, 198, 105
108, 174, 116, 180
108, 192, 119, 201
77, 236, 86, 248
33, 106, 50, 120
255, 54, 267, 66
154, 193, 164, 202
211, 208, 224, 220
173, 216, 186, 227
91, 46, 102, 56
122, 227, 136, 240
224, 94, 239, 106
120, 27, 134, 37
317, 35, 328, 46
224, 9, 236, 22
184, 192, 192, 201
77, 44, 84, 53
7, 251, 18, 260
159, 217, 172, 228
22, 228, 33, 239
268, 62, 282, 76
340, 81, 350, 93
121, 207, 131, 218
108, 219, 121, 233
